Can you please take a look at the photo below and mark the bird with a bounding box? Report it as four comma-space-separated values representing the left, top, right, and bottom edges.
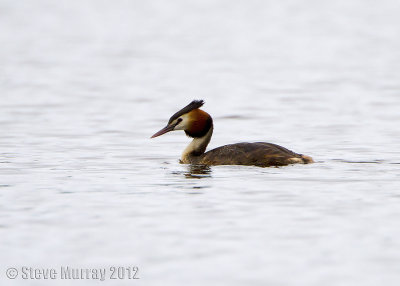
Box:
150, 100, 314, 167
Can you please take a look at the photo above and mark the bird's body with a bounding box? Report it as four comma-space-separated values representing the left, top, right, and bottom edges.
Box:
151, 100, 314, 167
184, 142, 313, 167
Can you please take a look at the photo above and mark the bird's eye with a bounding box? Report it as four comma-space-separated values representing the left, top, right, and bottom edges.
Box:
177, 118, 183, 123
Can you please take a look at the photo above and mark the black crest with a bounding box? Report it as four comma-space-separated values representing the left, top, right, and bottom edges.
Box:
168, 100, 205, 124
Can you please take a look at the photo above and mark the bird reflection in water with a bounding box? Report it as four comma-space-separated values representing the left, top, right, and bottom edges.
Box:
184, 164, 212, 179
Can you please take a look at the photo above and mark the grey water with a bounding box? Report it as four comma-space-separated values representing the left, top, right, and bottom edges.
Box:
1, 0, 400, 285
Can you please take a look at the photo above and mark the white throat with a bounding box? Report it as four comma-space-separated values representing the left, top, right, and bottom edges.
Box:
181, 126, 213, 164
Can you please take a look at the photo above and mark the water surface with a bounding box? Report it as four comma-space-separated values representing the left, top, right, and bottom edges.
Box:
1, 0, 400, 285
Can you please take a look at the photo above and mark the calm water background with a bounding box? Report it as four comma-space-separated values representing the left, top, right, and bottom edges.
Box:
1, 0, 400, 285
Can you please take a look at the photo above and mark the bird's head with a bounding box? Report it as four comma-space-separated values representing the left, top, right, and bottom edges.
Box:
151, 100, 213, 139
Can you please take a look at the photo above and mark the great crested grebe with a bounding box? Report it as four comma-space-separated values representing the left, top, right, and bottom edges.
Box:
151, 100, 314, 167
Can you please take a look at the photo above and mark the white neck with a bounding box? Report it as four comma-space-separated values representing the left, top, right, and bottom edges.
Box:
181, 126, 213, 164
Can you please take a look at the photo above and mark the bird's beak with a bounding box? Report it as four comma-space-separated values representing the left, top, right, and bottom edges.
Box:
150, 124, 175, 138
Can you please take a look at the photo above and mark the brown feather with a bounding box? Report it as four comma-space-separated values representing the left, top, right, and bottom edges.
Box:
194, 142, 311, 167
184, 109, 213, 138
168, 100, 204, 124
